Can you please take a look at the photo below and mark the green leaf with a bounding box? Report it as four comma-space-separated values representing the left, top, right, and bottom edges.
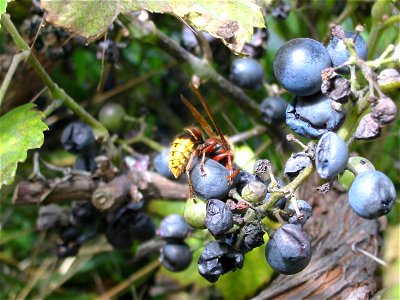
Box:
216, 244, 273, 300
0, 103, 48, 188
41, 0, 265, 54
0, 0, 9, 15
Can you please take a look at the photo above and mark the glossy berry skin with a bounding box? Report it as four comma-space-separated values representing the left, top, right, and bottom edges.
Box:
288, 200, 312, 226
286, 93, 346, 139
229, 58, 264, 89
190, 158, 237, 200
260, 96, 288, 125
338, 156, 375, 191
154, 148, 174, 179
316, 132, 349, 180
204, 199, 234, 237
265, 224, 312, 275
160, 242, 193, 272
158, 214, 191, 241
349, 170, 396, 219
327, 31, 368, 74
61, 122, 95, 154
98, 103, 125, 132
274, 38, 331, 96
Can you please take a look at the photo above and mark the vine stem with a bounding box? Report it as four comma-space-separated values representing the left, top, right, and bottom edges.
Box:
0, 14, 109, 141
95, 259, 161, 300
0, 51, 29, 107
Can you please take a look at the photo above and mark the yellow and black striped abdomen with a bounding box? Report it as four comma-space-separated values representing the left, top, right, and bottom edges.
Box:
169, 129, 202, 178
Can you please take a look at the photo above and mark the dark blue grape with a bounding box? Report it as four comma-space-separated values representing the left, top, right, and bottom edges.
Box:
327, 31, 368, 74
74, 152, 96, 172
260, 96, 288, 125
190, 158, 237, 200
229, 58, 264, 89
158, 214, 191, 241
349, 170, 396, 219
154, 148, 174, 179
204, 199, 233, 237
274, 38, 331, 96
241, 223, 265, 252
265, 224, 312, 274
198, 241, 244, 283
70, 201, 98, 227
106, 203, 154, 249
288, 200, 312, 226
61, 122, 95, 154
316, 132, 349, 180
160, 242, 193, 272
286, 93, 346, 139
284, 154, 312, 178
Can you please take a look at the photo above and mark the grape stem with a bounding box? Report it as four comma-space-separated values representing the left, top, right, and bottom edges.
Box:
0, 14, 109, 142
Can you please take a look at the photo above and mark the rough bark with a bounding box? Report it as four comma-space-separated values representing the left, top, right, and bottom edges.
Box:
252, 174, 383, 300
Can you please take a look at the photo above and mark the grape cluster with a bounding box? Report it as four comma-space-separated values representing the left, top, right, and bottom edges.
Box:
36, 122, 157, 257
163, 24, 397, 281
175, 157, 315, 281
20, 2, 75, 60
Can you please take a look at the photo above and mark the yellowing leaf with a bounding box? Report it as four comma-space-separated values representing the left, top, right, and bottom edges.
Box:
0, 104, 48, 188
41, 0, 265, 54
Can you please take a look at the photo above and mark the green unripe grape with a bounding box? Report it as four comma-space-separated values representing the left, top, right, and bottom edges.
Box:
98, 103, 126, 132
183, 197, 207, 229
338, 156, 375, 191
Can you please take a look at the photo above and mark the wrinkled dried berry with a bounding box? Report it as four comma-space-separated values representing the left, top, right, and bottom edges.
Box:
371, 97, 397, 126
198, 241, 244, 283
354, 113, 381, 140
242, 223, 265, 252
321, 74, 351, 103
286, 93, 346, 139
204, 199, 234, 237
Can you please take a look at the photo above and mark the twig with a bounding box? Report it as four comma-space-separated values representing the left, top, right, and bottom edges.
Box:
0, 14, 109, 141
12, 171, 188, 205
119, 15, 295, 152
0, 51, 29, 107
95, 259, 161, 300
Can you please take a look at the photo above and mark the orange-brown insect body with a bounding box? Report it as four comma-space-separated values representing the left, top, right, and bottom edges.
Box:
168, 85, 238, 198
169, 126, 203, 178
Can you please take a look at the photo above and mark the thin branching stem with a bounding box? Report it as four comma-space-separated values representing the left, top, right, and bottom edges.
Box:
0, 14, 109, 141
